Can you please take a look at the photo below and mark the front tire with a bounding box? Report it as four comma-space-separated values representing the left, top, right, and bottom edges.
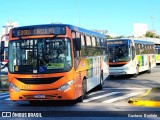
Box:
77, 79, 87, 102
147, 63, 151, 73
134, 66, 139, 77
98, 73, 104, 90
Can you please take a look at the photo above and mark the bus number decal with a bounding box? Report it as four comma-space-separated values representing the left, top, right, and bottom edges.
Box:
22, 85, 31, 90
18, 30, 31, 36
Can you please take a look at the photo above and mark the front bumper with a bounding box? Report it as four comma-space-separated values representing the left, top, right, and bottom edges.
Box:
109, 67, 135, 75
9, 85, 75, 101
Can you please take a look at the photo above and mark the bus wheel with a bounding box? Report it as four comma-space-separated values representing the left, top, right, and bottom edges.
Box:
147, 64, 151, 73
98, 73, 104, 90
77, 79, 87, 102
110, 75, 114, 79
134, 66, 139, 77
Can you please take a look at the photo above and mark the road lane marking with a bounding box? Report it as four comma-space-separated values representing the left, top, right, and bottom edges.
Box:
87, 91, 106, 97
102, 92, 143, 103
83, 92, 120, 102
0, 92, 9, 95
0, 94, 9, 98
5, 98, 10, 100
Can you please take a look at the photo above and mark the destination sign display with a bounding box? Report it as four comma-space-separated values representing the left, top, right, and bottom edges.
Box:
12, 26, 66, 38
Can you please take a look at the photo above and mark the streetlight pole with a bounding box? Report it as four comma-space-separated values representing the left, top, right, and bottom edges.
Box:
78, 0, 81, 27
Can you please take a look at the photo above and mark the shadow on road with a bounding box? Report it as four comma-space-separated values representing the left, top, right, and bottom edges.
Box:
17, 100, 78, 107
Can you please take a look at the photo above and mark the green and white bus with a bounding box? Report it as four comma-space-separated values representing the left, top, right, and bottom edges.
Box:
108, 38, 156, 78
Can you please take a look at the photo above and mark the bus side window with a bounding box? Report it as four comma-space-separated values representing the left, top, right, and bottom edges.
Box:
100, 38, 104, 47
72, 32, 80, 58
86, 36, 92, 46
96, 38, 100, 47
144, 44, 147, 54
152, 45, 156, 54
92, 37, 96, 47
73, 32, 81, 69
101, 39, 105, 55
81, 34, 87, 57
132, 46, 135, 59
86, 36, 93, 56
147, 45, 149, 54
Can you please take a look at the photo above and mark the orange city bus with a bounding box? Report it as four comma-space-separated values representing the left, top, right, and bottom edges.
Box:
8, 24, 109, 104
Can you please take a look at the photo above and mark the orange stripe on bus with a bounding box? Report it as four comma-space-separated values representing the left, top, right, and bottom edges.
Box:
109, 61, 129, 65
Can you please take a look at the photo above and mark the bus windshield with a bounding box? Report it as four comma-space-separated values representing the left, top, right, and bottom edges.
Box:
9, 38, 72, 73
108, 44, 131, 62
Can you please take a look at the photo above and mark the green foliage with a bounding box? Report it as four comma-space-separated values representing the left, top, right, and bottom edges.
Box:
145, 31, 160, 38
115, 35, 125, 38
106, 35, 113, 39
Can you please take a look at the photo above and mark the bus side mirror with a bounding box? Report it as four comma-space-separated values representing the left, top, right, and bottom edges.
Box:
0, 41, 4, 54
74, 38, 81, 51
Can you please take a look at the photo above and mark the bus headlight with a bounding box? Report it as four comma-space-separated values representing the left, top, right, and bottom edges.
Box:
58, 80, 74, 91
9, 82, 20, 92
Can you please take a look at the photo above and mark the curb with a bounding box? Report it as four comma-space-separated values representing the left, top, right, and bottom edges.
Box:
128, 87, 160, 107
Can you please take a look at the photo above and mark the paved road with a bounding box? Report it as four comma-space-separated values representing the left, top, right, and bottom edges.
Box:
0, 66, 160, 119
0, 88, 148, 104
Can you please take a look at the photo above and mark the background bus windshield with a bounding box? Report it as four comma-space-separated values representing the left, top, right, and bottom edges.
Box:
9, 38, 72, 73
108, 43, 131, 62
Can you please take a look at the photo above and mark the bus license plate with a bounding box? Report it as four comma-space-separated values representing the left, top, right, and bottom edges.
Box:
34, 95, 45, 99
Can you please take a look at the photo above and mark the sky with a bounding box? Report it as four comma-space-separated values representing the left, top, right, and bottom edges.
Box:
0, 0, 160, 36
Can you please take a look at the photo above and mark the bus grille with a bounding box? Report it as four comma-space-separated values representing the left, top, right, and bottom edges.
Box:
16, 77, 63, 84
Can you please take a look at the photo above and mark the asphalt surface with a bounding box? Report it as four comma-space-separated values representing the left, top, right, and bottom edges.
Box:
0, 65, 160, 119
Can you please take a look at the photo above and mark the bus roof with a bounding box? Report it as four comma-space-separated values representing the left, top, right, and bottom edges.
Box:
12, 24, 106, 38
108, 38, 155, 45
134, 40, 155, 45
107, 38, 131, 42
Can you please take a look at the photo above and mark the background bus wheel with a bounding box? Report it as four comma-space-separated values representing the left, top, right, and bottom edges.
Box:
147, 64, 151, 73
98, 73, 104, 90
134, 67, 139, 77
77, 79, 87, 102
110, 75, 114, 79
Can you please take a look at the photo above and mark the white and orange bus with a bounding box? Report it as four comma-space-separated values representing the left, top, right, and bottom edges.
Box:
8, 24, 109, 104
108, 38, 156, 78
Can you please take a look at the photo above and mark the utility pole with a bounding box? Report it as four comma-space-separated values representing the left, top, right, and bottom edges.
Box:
151, 8, 156, 31
151, 16, 155, 31
78, 0, 81, 27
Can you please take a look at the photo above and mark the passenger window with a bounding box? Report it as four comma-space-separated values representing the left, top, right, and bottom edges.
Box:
81, 35, 85, 46
96, 38, 100, 46
92, 37, 96, 46
86, 36, 91, 46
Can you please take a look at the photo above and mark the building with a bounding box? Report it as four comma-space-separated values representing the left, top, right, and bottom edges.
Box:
2, 21, 18, 40
133, 23, 148, 37
1, 21, 18, 60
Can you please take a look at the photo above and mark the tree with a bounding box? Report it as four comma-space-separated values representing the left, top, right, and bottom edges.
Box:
115, 35, 125, 38
106, 35, 113, 39
145, 31, 156, 38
